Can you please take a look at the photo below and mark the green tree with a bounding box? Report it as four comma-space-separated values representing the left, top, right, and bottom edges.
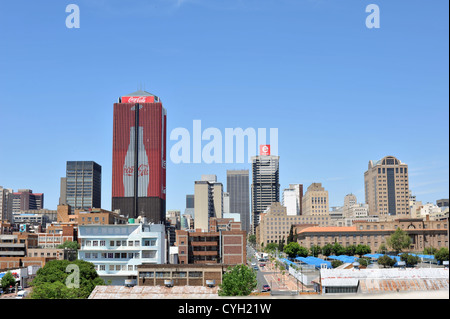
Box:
310, 245, 321, 257
284, 242, 301, 258
264, 242, 278, 254
423, 247, 438, 255
377, 255, 396, 268
278, 236, 285, 253
57, 240, 80, 250
355, 244, 371, 257
332, 243, 345, 256
29, 259, 105, 299
297, 246, 309, 258
248, 234, 256, 246
400, 253, 420, 267
322, 243, 333, 257
218, 264, 257, 296
357, 257, 370, 267
1, 271, 16, 291
345, 245, 357, 256
435, 247, 449, 263
377, 243, 388, 254
386, 227, 412, 254
287, 225, 295, 244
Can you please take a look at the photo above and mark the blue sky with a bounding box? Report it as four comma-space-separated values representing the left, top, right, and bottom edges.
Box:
0, 0, 448, 212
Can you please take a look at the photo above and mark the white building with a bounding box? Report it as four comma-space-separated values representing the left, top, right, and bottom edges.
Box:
282, 184, 302, 216
78, 222, 166, 286
418, 203, 447, 220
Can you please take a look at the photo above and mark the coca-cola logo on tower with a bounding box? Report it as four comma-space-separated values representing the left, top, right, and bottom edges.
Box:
123, 164, 149, 177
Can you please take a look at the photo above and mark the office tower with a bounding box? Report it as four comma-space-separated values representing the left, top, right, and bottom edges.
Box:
0, 186, 13, 221
63, 161, 102, 210
302, 183, 329, 216
251, 149, 280, 234
111, 90, 167, 223
11, 189, 44, 213
227, 170, 250, 233
282, 184, 303, 216
343, 193, 358, 218
194, 175, 223, 231
186, 195, 194, 210
364, 155, 410, 220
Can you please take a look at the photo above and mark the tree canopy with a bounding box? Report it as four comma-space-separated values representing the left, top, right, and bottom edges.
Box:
386, 228, 411, 254
29, 259, 105, 299
218, 264, 257, 296
435, 247, 449, 263
377, 255, 396, 268
1, 271, 16, 290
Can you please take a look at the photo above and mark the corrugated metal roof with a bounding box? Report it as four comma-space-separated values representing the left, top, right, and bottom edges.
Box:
320, 268, 449, 293
89, 285, 219, 299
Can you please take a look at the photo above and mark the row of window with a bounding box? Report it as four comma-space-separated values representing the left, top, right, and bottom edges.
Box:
95, 264, 139, 272
139, 271, 202, 278
83, 251, 157, 259
82, 239, 157, 247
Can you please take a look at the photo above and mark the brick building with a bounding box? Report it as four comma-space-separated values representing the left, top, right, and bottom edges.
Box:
137, 263, 230, 287
295, 216, 448, 253
176, 229, 246, 265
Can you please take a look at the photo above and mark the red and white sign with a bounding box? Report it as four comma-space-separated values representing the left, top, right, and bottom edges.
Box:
260, 145, 270, 155
121, 96, 155, 103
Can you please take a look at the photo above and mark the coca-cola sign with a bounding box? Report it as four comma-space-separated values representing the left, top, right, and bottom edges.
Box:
122, 96, 155, 103
123, 164, 150, 177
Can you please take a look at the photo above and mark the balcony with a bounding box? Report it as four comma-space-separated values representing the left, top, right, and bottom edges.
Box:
190, 241, 217, 247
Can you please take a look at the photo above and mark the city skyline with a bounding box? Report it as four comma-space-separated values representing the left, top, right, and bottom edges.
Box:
0, 0, 448, 214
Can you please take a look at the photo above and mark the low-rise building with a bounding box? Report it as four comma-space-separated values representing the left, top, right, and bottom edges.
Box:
137, 263, 230, 287
176, 229, 246, 265
78, 222, 166, 285
295, 216, 448, 253
256, 202, 330, 248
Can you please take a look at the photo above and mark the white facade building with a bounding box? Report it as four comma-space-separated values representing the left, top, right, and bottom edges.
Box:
282, 184, 301, 216
78, 222, 166, 286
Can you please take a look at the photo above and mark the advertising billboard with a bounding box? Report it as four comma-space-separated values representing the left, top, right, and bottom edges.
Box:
112, 102, 166, 200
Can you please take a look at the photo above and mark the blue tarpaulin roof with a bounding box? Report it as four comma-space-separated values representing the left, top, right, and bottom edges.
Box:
295, 256, 331, 269
328, 255, 357, 263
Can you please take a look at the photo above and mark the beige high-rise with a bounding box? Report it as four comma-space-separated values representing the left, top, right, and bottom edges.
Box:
364, 155, 410, 221
194, 175, 223, 231
302, 183, 329, 216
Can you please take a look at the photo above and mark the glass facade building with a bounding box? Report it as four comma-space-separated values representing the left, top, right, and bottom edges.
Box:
65, 161, 102, 210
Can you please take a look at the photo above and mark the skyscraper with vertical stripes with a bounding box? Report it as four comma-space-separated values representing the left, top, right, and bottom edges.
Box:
227, 170, 250, 233
251, 149, 279, 234
111, 90, 167, 223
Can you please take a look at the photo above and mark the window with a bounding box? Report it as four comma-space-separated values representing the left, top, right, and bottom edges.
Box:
189, 271, 202, 278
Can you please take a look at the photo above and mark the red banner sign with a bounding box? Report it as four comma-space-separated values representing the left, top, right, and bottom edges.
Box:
260, 145, 270, 156
121, 96, 155, 103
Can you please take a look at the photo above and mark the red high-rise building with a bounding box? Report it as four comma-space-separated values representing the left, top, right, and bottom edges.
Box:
112, 90, 166, 223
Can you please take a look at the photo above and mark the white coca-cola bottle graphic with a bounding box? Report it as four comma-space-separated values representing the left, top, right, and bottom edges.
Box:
123, 126, 150, 197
